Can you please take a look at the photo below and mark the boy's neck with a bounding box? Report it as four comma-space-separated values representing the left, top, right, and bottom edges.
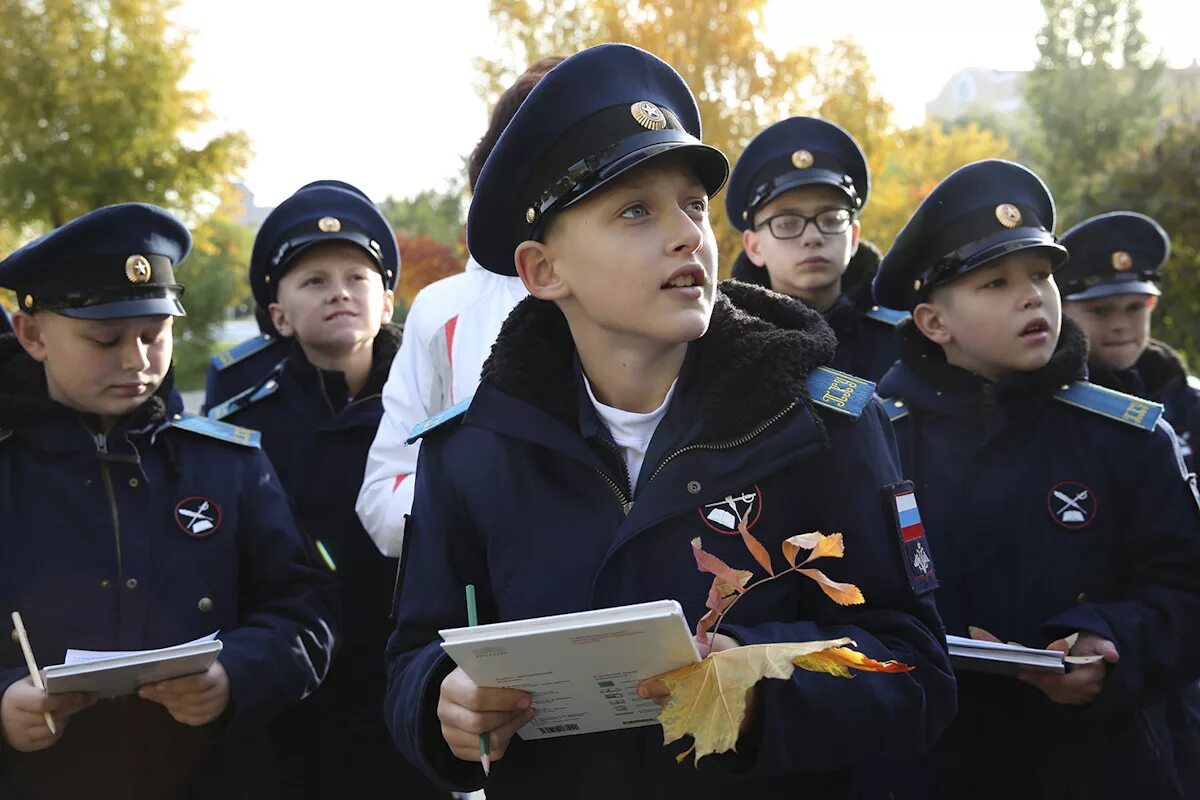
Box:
575, 336, 687, 414
793, 280, 841, 314
299, 339, 375, 398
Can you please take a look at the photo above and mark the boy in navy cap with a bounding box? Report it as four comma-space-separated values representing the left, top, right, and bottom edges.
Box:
0, 203, 336, 799
873, 160, 1200, 799
727, 116, 905, 381
206, 180, 448, 797
385, 43, 955, 799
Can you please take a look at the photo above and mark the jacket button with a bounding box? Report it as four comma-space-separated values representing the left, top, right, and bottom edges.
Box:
686, 480, 702, 495
125, 578, 138, 590
198, 597, 214, 613
1076, 592, 1088, 603
128, 478, 139, 488
100, 578, 111, 589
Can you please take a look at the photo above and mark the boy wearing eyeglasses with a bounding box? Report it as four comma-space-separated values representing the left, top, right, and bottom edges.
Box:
727, 117, 904, 382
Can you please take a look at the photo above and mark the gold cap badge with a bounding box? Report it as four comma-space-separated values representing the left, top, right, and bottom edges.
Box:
791, 149, 814, 169
317, 216, 341, 233
23, 294, 34, 309
995, 204, 1022, 228
1112, 250, 1133, 271
630, 101, 666, 131
125, 254, 152, 284
912, 279, 923, 292
526, 207, 537, 225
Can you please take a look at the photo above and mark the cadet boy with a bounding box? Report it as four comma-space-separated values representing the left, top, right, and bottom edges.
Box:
1059, 211, 1200, 470
873, 160, 1200, 799
0, 203, 336, 799
726, 116, 905, 381
357, 58, 560, 558
207, 179, 448, 798
384, 44, 955, 799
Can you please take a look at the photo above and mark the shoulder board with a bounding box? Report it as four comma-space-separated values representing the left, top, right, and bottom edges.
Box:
170, 414, 261, 448
880, 396, 909, 422
209, 334, 276, 371
807, 366, 875, 418
406, 395, 473, 444
864, 305, 911, 327
1054, 381, 1163, 431
0, 429, 11, 444
1187, 375, 1200, 393
207, 375, 282, 421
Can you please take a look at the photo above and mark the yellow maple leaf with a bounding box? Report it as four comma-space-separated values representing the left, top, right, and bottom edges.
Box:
656, 640, 912, 765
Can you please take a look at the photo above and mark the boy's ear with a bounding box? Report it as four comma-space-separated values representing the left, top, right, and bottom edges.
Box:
913, 300, 953, 345
379, 288, 395, 325
515, 240, 571, 301
267, 302, 295, 338
742, 228, 768, 268
11, 311, 50, 362
848, 219, 862, 257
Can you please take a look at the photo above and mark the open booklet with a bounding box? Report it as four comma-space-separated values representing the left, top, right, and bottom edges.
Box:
440, 600, 699, 740
947, 634, 1104, 676
42, 632, 222, 698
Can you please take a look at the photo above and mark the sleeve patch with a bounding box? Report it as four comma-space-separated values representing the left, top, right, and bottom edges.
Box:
807, 366, 876, 418
406, 395, 473, 444
886, 482, 938, 596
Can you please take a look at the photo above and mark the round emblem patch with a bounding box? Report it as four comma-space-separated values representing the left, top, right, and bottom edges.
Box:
317, 216, 341, 233
1112, 250, 1134, 271
1047, 481, 1096, 529
699, 485, 763, 534
175, 496, 222, 538
995, 203, 1022, 228
125, 254, 152, 284
791, 149, 814, 169
630, 100, 666, 131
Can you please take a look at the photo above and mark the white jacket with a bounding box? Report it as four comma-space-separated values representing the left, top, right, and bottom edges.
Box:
356, 257, 528, 556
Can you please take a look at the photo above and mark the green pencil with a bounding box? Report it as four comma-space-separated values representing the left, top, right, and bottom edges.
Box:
464, 584, 491, 776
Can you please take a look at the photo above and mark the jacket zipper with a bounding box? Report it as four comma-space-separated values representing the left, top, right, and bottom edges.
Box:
593, 436, 634, 516
645, 402, 798, 484
94, 433, 125, 623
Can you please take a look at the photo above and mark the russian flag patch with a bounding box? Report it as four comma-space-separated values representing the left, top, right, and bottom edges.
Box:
888, 483, 937, 595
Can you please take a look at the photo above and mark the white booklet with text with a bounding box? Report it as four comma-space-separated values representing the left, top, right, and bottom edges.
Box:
440, 600, 699, 740
43, 633, 222, 698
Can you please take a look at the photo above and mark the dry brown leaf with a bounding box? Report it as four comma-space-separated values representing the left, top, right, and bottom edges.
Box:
738, 515, 774, 576
782, 531, 845, 568
691, 538, 750, 594
797, 567, 865, 606
657, 640, 911, 765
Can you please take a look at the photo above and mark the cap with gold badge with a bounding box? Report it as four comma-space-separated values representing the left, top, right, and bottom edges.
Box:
467, 43, 730, 275
0, 202, 189, 319
873, 159, 1068, 311
248, 179, 399, 313
1057, 211, 1169, 301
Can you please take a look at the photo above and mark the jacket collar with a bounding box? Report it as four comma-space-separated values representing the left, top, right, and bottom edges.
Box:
281, 321, 402, 413
478, 280, 837, 444
879, 315, 1089, 420
1088, 338, 1186, 399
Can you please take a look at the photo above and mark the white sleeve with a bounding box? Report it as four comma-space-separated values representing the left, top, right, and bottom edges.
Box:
356, 293, 439, 557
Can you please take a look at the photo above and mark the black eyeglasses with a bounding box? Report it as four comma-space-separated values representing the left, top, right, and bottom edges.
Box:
755, 208, 854, 240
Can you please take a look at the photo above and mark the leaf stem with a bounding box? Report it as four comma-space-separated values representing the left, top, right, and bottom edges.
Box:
710, 563, 803, 639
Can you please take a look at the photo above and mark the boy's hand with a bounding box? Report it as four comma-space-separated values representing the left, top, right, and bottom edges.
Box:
1, 677, 94, 752
638, 633, 761, 734
438, 666, 534, 765
1018, 632, 1118, 705
138, 660, 230, 726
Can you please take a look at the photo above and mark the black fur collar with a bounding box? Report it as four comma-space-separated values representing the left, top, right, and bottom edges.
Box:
479, 281, 837, 442
896, 315, 1090, 406
0, 333, 174, 430
1089, 338, 1187, 397
284, 321, 403, 401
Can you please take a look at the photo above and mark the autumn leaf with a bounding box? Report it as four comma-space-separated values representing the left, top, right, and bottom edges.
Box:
781, 531, 845, 568
738, 515, 774, 576
657, 640, 912, 765
691, 538, 751, 594
706, 571, 752, 613
797, 567, 865, 606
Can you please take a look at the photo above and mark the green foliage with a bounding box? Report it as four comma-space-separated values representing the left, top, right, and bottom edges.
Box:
1023, 0, 1165, 220
380, 179, 466, 249
0, 0, 249, 230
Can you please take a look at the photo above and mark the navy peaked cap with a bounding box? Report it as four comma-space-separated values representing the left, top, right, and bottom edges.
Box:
467, 43, 730, 275
1058, 211, 1169, 301
250, 179, 399, 311
0, 203, 189, 319
726, 116, 869, 231
874, 159, 1067, 310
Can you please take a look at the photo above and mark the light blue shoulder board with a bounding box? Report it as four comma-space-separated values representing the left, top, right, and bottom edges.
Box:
864, 305, 911, 327
209, 334, 276, 371
879, 396, 909, 422
407, 395, 474, 444
807, 366, 875, 418
207, 376, 282, 421
170, 414, 261, 448
1054, 380, 1163, 431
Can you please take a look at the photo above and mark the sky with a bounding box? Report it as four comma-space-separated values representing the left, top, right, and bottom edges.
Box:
175, 0, 1200, 208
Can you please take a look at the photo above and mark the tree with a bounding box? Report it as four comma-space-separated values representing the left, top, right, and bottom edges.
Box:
1023, 0, 1165, 221
0, 0, 249, 231
1101, 119, 1200, 363
395, 234, 467, 313
380, 178, 467, 249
